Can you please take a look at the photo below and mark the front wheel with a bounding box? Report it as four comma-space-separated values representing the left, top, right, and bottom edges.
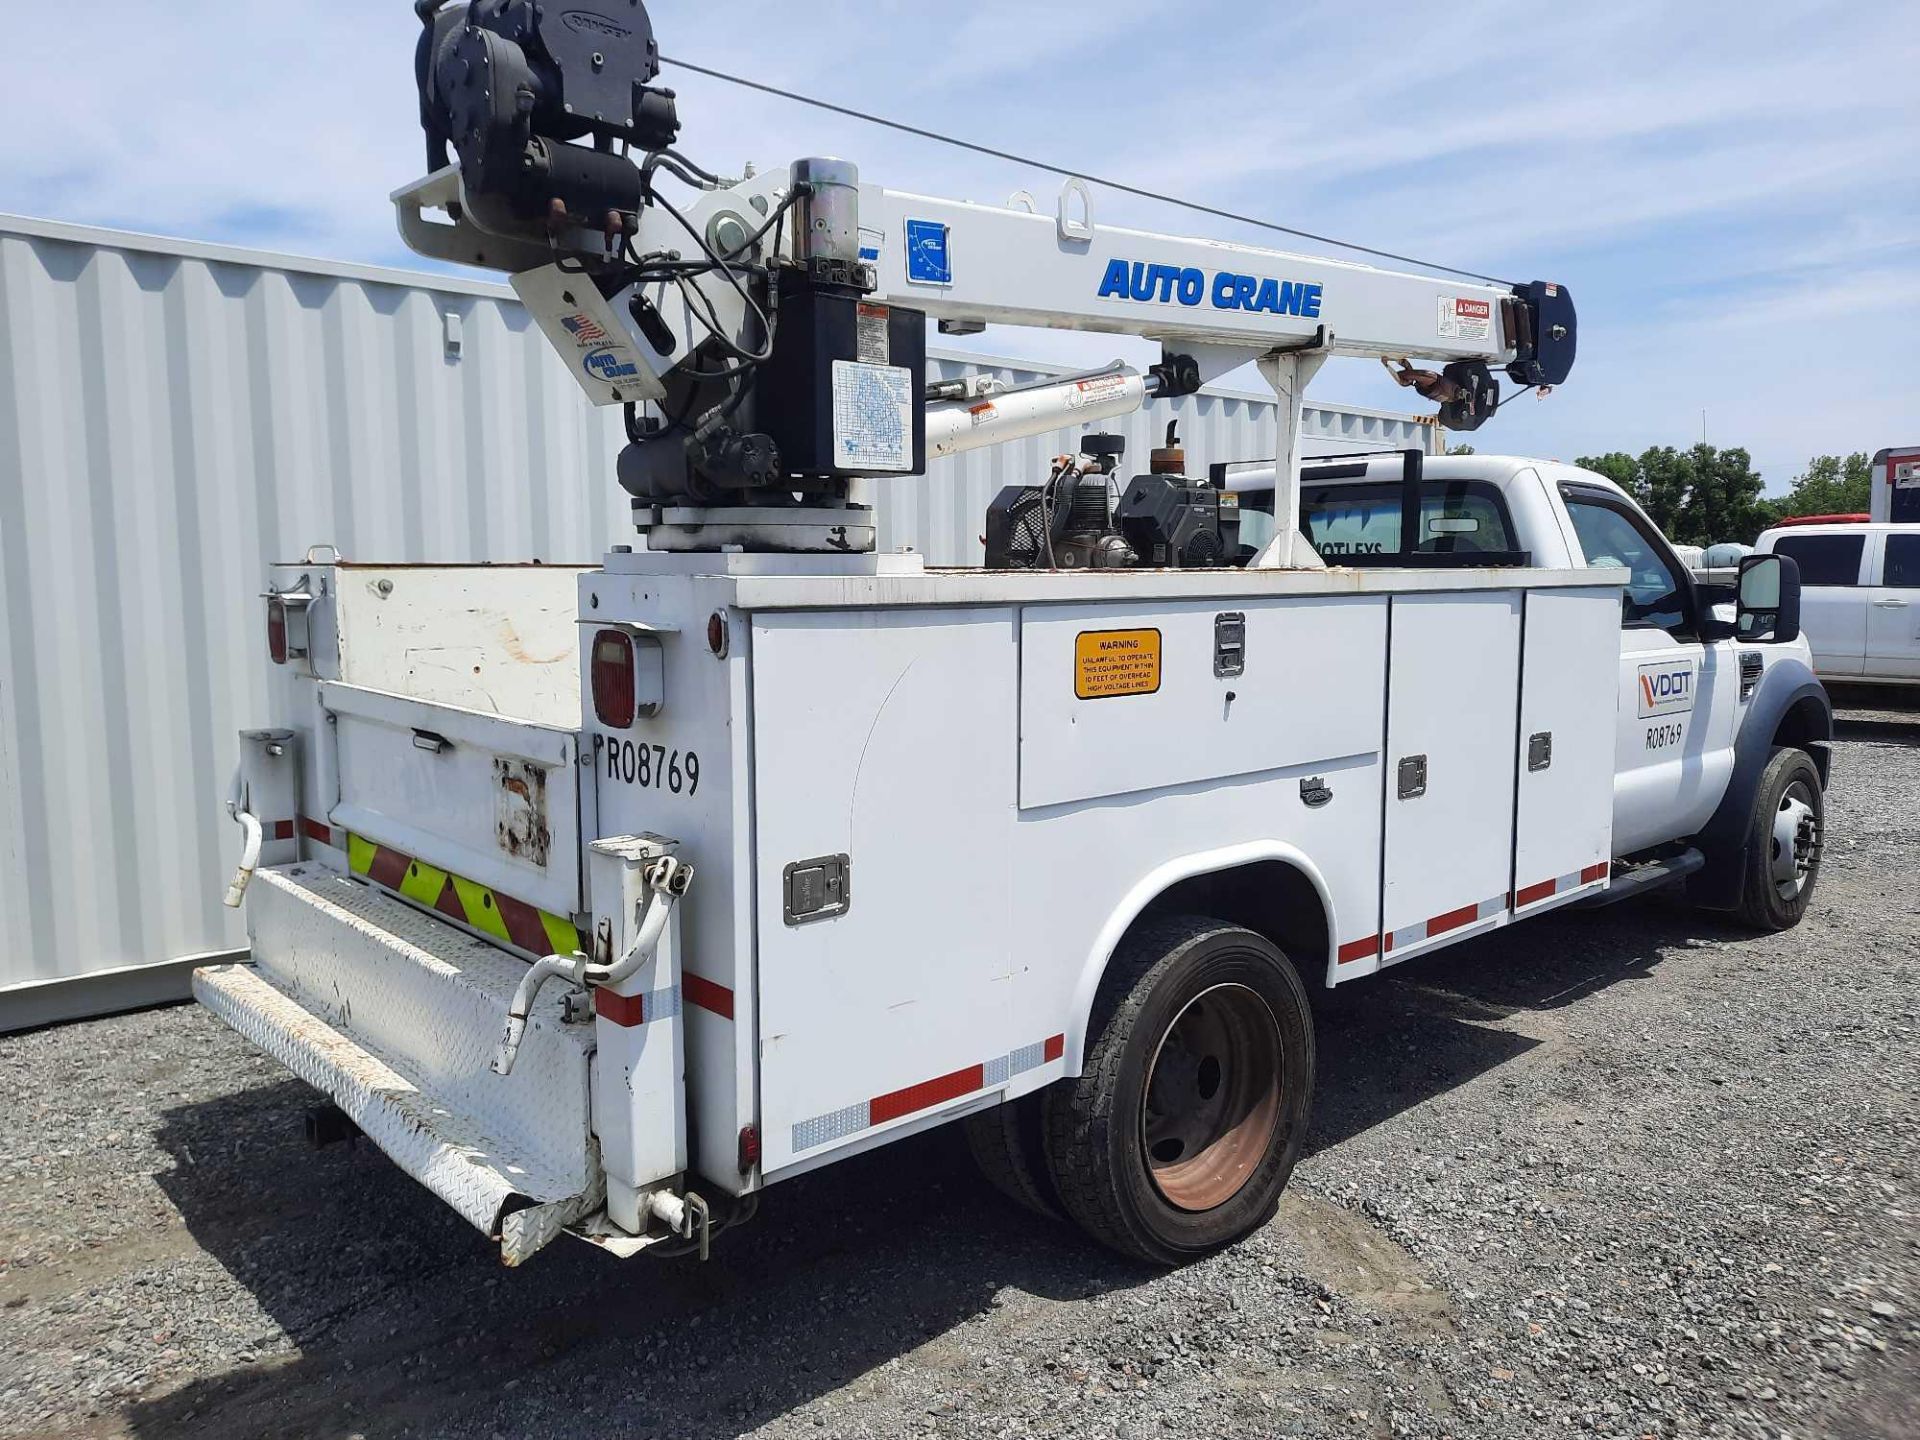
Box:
1734, 746, 1824, 931
1042, 916, 1314, 1265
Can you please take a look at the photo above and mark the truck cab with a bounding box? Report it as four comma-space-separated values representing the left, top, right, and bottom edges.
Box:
1230, 453, 1832, 917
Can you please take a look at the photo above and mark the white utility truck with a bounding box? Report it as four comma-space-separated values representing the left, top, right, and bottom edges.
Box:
195, 1, 1832, 1267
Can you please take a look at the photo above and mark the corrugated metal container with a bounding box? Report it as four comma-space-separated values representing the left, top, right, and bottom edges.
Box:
0, 213, 1439, 1028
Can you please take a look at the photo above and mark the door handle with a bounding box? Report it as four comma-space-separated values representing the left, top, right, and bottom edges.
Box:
1873, 597, 1910, 608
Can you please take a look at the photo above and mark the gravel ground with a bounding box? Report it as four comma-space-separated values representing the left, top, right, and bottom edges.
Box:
2, 698, 1916, 1440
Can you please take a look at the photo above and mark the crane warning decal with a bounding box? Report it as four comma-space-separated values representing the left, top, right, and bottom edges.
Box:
1637, 660, 1696, 717
1075, 628, 1161, 699
1438, 296, 1493, 342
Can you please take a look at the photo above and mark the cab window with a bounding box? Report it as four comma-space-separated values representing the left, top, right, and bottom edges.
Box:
1885, 534, 1920, 589
1770, 532, 1864, 587
1560, 489, 1690, 633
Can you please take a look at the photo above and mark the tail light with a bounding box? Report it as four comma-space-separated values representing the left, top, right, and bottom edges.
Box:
266, 598, 289, 665
591, 628, 637, 728
738, 1124, 761, 1174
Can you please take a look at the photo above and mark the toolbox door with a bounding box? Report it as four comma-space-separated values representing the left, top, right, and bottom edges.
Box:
1510, 587, 1618, 914
1380, 591, 1520, 961
749, 608, 1018, 1177
321, 681, 584, 921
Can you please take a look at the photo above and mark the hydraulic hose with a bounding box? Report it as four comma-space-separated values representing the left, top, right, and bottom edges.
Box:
491, 855, 692, 1076
222, 763, 263, 909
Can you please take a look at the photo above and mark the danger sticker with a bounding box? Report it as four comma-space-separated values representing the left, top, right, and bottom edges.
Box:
1067, 373, 1131, 409
856, 302, 891, 365
1075, 628, 1162, 699
1438, 296, 1493, 342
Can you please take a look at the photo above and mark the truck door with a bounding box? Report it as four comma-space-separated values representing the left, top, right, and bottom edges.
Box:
1766, 530, 1869, 677
1864, 532, 1920, 680
1558, 484, 1736, 856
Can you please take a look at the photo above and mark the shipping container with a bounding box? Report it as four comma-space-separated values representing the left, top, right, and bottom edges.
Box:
0, 212, 1441, 1028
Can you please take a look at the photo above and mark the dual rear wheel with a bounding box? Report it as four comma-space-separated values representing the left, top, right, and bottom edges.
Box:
965, 915, 1313, 1265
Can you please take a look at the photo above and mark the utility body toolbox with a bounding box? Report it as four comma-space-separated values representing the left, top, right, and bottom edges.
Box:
199, 551, 1620, 1261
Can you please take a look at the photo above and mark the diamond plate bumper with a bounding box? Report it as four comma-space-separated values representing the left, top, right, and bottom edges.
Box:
193, 863, 601, 1260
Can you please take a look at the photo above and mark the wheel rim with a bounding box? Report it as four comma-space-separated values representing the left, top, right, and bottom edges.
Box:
1140, 982, 1283, 1212
1770, 779, 1820, 901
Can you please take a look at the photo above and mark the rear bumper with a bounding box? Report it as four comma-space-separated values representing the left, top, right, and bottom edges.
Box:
193, 864, 602, 1263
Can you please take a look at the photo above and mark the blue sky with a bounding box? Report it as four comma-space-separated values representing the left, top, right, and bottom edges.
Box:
6, 0, 1916, 489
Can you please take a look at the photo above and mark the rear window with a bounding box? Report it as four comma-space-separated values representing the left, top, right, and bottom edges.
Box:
1770, 533, 1864, 587
1305, 480, 1515, 557
1236, 479, 1516, 558
1885, 535, 1920, 588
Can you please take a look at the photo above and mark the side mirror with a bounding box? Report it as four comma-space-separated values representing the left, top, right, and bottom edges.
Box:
1736, 553, 1800, 644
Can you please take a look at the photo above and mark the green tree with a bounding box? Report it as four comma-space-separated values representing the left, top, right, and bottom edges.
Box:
1573, 444, 1768, 546
1769, 452, 1872, 520
1578, 452, 1639, 495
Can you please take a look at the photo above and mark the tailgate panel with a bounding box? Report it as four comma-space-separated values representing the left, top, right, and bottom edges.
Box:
322, 681, 583, 918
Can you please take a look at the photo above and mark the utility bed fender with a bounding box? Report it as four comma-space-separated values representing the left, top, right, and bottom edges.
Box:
1687, 657, 1831, 910
1064, 841, 1338, 1074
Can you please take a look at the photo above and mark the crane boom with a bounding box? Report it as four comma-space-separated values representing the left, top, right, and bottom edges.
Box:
401, 0, 1575, 565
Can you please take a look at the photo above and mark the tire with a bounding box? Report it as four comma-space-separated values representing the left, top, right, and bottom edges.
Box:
1041, 915, 1314, 1265
962, 1091, 1063, 1220
1733, 746, 1824, 931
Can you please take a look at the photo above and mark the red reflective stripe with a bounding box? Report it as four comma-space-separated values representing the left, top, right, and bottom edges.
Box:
269, 819, 295, 841
683, 972, 734, 1019
1581, 862, 1610, 884
367, 843, 412, 890
594, 989, 646, 1027
1514, 878, 1557, 908
301, 816, 335, 847
1426, 901, 1483, 938
490, 888, 553, 956
434, 882, 466, 922
1043, 1033, 1065, 1062
1337, 935, 1380, 964
869, 1063, 985, 1126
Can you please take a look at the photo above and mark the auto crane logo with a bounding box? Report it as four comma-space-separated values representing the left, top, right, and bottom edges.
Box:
1097, 259, 1323, 318
582, 347, 640, 382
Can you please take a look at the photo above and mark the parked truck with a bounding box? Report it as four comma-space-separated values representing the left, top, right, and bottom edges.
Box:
193, 0, 1831, 1267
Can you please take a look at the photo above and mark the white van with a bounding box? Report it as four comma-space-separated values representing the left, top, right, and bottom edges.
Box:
1754, 521, 1920, 685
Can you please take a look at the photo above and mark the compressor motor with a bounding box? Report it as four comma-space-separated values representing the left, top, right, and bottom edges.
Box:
983, 425, 1242, 570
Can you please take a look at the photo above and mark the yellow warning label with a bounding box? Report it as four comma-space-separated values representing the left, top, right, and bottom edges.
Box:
1075, 628, 1162, 699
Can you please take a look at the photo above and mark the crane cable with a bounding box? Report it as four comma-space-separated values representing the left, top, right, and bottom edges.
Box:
658, 55, 1518, 289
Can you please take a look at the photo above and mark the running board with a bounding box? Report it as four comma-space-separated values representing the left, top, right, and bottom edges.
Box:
1574, 848, 1704, 908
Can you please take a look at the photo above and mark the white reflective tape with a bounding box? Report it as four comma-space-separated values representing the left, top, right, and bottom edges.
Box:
793, 1102, 868, 1154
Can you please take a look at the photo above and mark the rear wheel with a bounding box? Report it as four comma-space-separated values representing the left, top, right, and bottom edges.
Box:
1734, 746, 1824, 931
963, 1090, 1062, 1220
1042, 915, 1313, 1265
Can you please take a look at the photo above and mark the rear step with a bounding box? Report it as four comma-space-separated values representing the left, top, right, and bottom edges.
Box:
192, 863, 602, 1263
1574, 847, 1705, 907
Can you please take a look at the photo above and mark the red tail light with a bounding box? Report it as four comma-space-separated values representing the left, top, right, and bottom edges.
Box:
267, 598, 289, 665
591, 628, 636, 728
738, 1124, 761, 1174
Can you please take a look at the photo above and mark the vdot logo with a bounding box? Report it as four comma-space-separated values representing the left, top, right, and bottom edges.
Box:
1637, 661, 1696, 718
